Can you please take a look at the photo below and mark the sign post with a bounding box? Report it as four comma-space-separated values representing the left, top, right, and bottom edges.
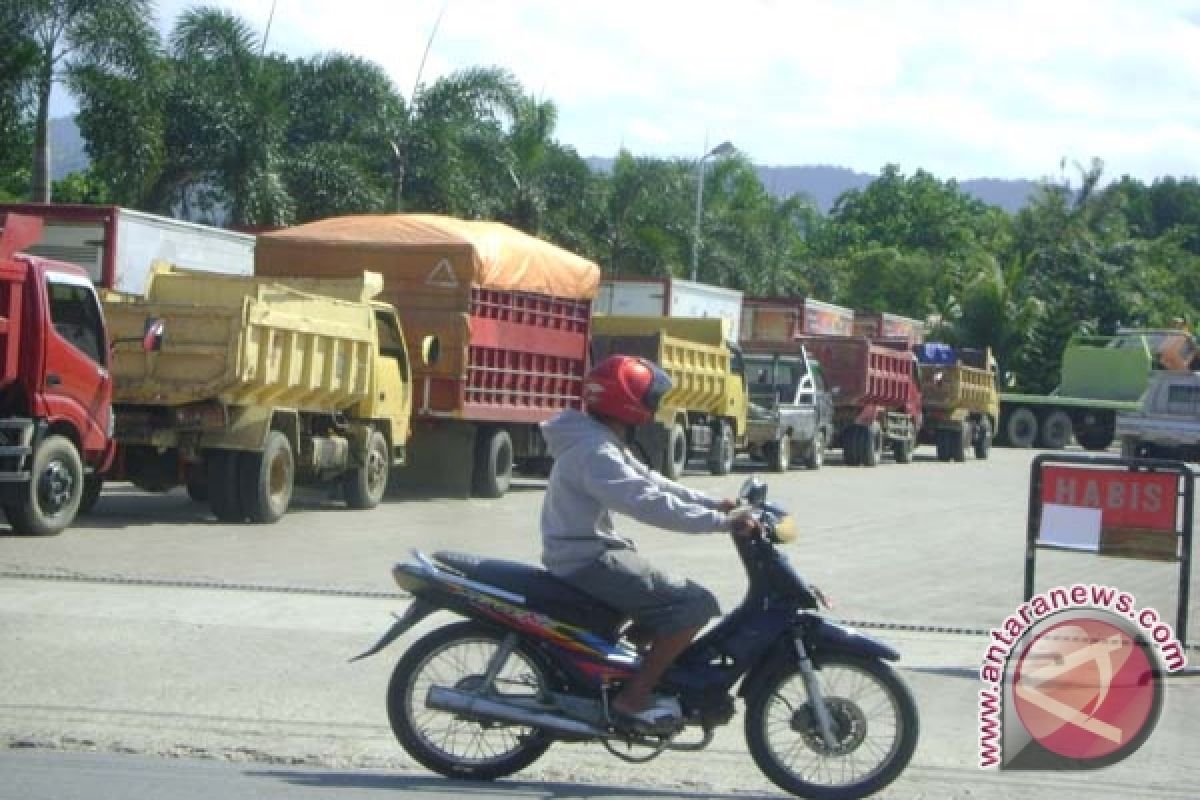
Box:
1025, 453, 1194, 644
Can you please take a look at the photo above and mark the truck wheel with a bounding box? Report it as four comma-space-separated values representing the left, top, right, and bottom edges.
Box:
240, 432, 295, 523
1075, 421, 1115, 452
765, 433, 790, 473
708, 422, 735, 476
207, 449, 245, 522
803, 430, 825, 470
951, 426, 968, 462
472, 427, 513, 498
1005, 407, 1038, 448
1038, 411, 1073, 450
79, 475, 103, 514
186, 465, 209, 504
842, 427, 862, 467
892, 434, 914, 464
862, 423, 883, 467
663, 424, 688, 480
6, 435, 84, 536
345, 430, 390, 510
973, 418, 993, 459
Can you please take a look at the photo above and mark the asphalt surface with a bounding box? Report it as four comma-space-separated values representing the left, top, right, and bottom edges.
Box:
2, 446, 1198, 798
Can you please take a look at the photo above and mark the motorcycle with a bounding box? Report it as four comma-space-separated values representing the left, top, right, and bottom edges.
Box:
354, 478, 918, 799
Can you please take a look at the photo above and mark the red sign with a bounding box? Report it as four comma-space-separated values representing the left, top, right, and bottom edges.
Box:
1041, 466, 1177, 532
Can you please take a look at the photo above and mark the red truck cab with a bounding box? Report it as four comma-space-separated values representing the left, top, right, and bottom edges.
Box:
0, 213, 113, 535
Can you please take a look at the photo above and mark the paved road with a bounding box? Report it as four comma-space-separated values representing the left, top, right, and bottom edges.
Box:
1, 446, 1197, 798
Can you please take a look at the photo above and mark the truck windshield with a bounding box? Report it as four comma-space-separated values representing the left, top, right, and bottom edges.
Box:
747, 356, 804, 401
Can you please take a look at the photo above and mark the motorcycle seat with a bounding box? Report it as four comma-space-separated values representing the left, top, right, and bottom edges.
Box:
433, 550, 627, 641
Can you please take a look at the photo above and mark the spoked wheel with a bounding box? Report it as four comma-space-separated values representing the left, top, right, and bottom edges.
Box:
387, 621, 554, 780
745, 653, 918, 800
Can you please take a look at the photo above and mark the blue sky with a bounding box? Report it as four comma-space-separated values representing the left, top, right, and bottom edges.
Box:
53, 0, 1200, 182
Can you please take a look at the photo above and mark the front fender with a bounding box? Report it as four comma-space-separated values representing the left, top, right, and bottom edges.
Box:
808, 617, 901, 662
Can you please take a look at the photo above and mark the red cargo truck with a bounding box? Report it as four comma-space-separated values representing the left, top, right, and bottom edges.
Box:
852, 311, 926, 346
796, 334, 922, 466
740, 296, 855, 340
255, 214, 599, 497
0, 213, 114, 534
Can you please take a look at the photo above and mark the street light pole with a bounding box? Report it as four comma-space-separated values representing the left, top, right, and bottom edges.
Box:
691, 140, 736, 282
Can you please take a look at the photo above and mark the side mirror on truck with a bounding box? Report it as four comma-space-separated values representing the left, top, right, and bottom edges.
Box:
142, 318, 165, 352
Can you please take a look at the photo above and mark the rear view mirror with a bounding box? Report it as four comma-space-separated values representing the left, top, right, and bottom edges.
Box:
739, 476, 767, 506
143, 318, 165, 352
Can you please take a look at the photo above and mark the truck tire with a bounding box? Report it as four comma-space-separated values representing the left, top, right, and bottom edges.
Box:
1005, 407, 1038, 448
240, 432, 295, 523
344, 430, 390, 510
892, 433, 914, 464
5, 435, 84, 537
1038, 410, 1073, 450
974, 418, 993, 460
207, 449, 245, 522
803, 429, 825, 470
934, 429, 950, 462
765, 433, 790, 473
663, 423, 688, 480
79, 475, 103, 515
709, 422, 735, 476
951, 426, 968, 462
842, 427, 862, 467
186, 465, 208, 504
472, 427, 513, 498
1075, 417, 1115, 451
863, 422, 883, 467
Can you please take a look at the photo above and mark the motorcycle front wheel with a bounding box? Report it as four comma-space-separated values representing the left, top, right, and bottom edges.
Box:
744, 652, 918, 800
387, 620, 554, 780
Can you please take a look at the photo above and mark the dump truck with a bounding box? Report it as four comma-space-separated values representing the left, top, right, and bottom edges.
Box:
596, 277, 744, 340
591, 315, 747, 479
741, 344, 835, 472
796, 335, 922, 467
996, 330, 1175, 451
914, 343, 999, 462
103, 265, 411, 523
0, 203, 255, 294
740, 296, 854, 339
1116, 370, 1200, 461
0, 213, 115, 535
255, 214, 599, 498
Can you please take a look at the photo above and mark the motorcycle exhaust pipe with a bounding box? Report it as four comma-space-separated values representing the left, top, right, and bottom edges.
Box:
426, 686, 606, 738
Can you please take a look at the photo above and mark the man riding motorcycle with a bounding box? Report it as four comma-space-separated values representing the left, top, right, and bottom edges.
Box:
540, 354, 757, 732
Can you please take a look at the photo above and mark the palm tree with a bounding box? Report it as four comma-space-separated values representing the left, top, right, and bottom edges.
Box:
166, 6, 292, 226
393, 66, 522, 214
17, 0, 158, 202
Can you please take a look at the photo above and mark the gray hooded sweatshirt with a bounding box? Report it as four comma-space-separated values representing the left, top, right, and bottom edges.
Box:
540, 410, 735, 576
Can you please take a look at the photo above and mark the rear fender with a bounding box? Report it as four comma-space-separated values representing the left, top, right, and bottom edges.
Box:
349, 596, 436, 662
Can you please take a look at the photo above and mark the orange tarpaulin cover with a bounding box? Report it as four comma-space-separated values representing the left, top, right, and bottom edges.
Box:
256, 214, 600, 301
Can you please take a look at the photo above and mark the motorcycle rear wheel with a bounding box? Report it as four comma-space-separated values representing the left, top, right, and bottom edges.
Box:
744, 652, 918, 800
387, 621, 554, 780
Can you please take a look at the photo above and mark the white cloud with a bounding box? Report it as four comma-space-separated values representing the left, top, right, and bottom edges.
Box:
57, 0, 1200, 180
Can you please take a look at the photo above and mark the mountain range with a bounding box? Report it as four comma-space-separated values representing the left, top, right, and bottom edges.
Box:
47, 116, 1041, 213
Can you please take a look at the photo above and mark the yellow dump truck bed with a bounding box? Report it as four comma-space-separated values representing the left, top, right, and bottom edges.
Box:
105, 265, 383, 410
590, 315, 737, 418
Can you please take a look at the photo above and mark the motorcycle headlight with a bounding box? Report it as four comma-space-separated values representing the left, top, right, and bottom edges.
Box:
772, 514, 798, 544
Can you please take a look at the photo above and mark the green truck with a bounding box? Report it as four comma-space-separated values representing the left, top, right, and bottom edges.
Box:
997, 329, 1190, 451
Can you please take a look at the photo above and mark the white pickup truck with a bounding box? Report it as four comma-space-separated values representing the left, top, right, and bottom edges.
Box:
1116, 370, 1200, 460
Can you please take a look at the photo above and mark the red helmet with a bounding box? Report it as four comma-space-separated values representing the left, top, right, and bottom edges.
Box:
583, 355, 672, 425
